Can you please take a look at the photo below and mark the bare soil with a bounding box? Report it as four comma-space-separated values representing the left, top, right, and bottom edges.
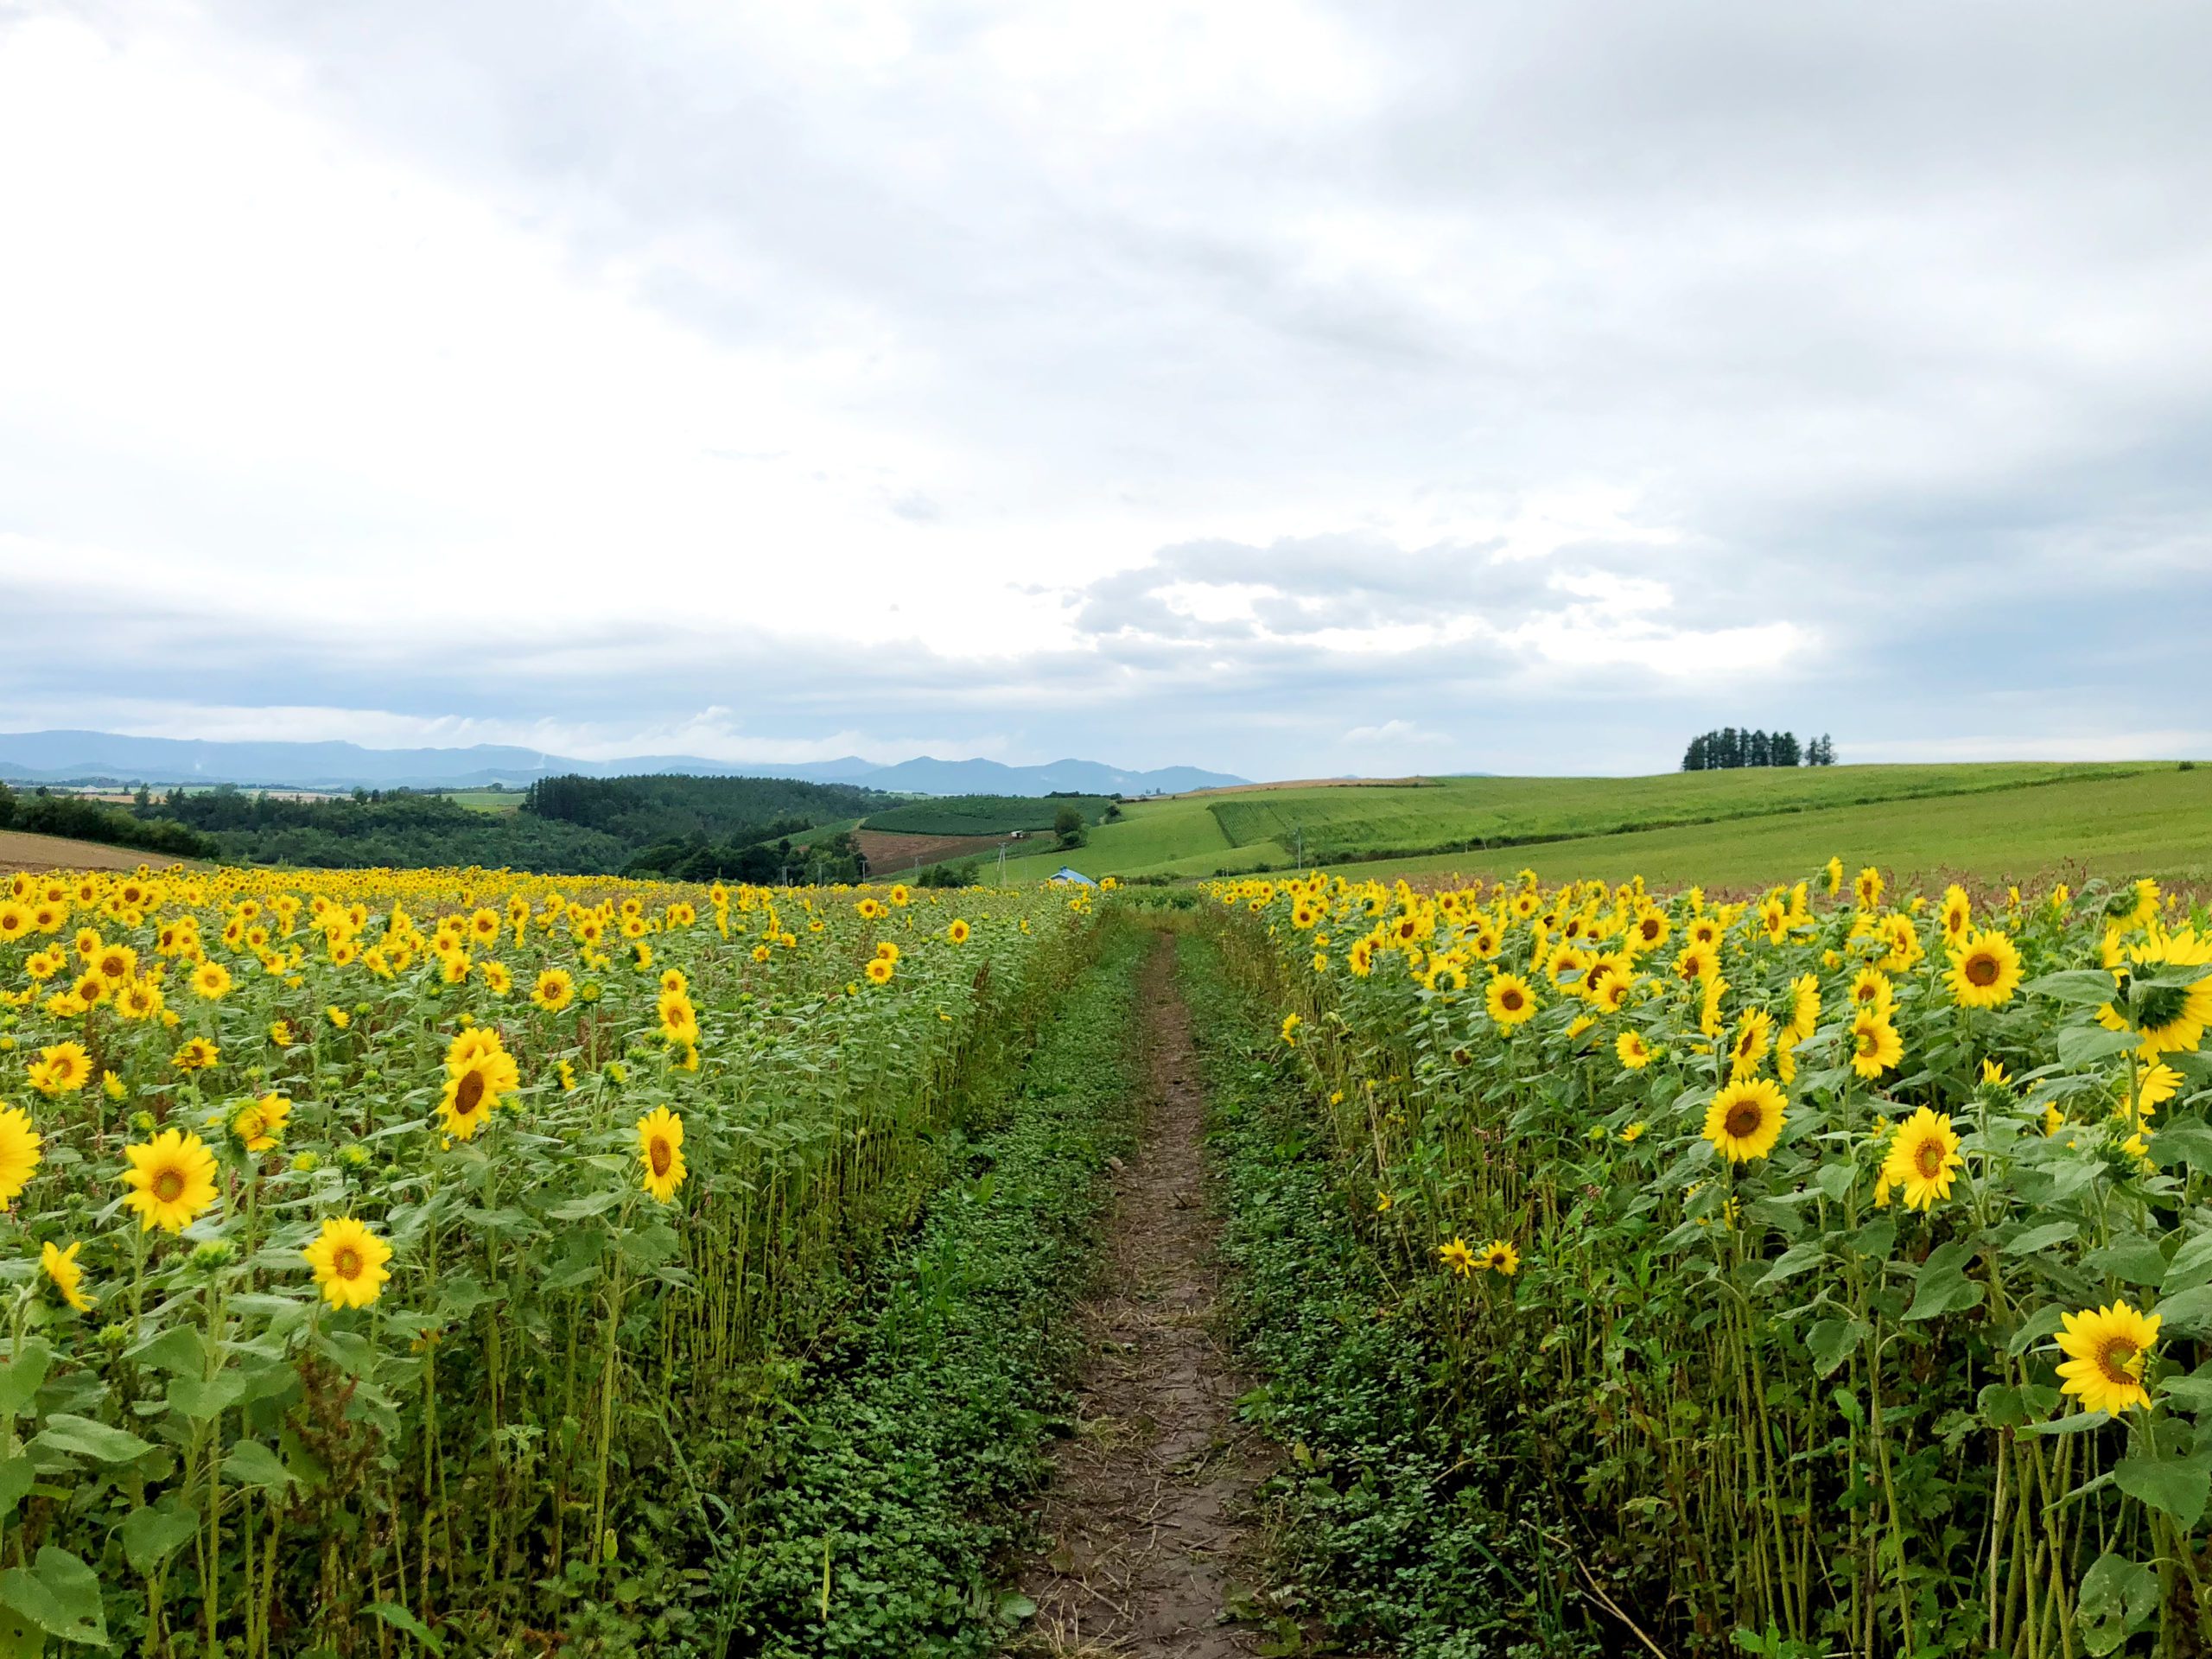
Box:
852, 829, 1018, 874
1015, 934, 1276, 1657
0, 830, 194, 875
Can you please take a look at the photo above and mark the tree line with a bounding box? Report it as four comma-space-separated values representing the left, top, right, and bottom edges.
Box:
1680, 728, 1835, 770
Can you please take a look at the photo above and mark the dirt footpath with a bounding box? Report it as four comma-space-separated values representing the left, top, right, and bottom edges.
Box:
1016, 934, 1274, 1657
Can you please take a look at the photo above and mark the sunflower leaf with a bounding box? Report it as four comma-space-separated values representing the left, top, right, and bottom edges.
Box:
1904, 1243, 1985, 1321
2153, 1284, 2212, 1338
2115, 1450, 2212, 1529
2004, 1222, 2078, 1256
2148, 1121, 2212, 1174
2024, 970, 2122, 1006
2057, 1027, 2142, 1068
30, 1414, 151, 1465
2077, 1551, 2158, 1656
364, 1601, 446, 1656
0, 1345, 51, 1421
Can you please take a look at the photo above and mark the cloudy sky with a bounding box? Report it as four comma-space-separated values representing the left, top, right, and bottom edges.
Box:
3, 1, 2207, 779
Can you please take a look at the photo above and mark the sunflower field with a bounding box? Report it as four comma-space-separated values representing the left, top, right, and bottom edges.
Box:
1214, 862, 2212, 1657
0, 863, 1089, 1656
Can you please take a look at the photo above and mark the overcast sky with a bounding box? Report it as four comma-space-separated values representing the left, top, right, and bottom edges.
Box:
3, 1, 2207, 779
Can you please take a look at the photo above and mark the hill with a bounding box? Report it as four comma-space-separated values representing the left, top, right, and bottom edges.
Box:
996, 761, 2211, 888
0, 731, 1248, 796
861, 794, 1113, 836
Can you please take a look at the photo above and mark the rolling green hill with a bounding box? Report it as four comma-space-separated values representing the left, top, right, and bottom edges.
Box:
861, 794, 1112, 836
998, 762, 2209, 890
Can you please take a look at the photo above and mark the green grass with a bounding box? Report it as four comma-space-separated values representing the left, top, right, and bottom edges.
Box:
443, 791, 524, 815
1306, 764, 2212, 891
861, 795, 1110, 837
999, 762, 2206, 889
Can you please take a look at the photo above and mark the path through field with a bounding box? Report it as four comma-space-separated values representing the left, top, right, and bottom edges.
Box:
1017, 935, 1274, 1657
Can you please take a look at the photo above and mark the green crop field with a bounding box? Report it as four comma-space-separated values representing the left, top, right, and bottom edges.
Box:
443, 790, 524, 814
862, 793, 1112, 836
1000, 761, 2210, 888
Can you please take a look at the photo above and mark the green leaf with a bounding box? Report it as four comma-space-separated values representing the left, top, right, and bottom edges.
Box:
2058, 1026, 2141, 1068
29, 1415, 151, 1465
1812, 1164, 1855, 1204
2082, 1236, 2169, 1287
118, 1505, 199, 1577
2077, 1551, 2158, 1656
0, 1598, 44, 1659
1905, 1242, 1986, 1321
547, 1191, 624, 1224
2116, 1450, 2212, 1529
0, 1463, 30, 1526
123, 1327, 203, 1378
2150, 1120, 2212, 1173
2158, 1284, 2212, 1338
363, 1602, 445, 1656
2164, 1231, 2212, 1296
2008, 1303, 2068, 1357
2005, 1221, 2079, 1256
2025, 969, 2121, 1006
166, 1374, 247, 1422
0, 1549, 107, 1647
0, 1346, 52, 1421
1803, 1318, 1867, 1377
1755, 1242, 1827, 1289
2020, 1408, 2112, 1436
221, 1441, 296, 1496
995, 1591, 1038, 1623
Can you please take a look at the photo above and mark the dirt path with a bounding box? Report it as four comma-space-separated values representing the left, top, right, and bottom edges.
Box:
1016, 933, 1274, 1658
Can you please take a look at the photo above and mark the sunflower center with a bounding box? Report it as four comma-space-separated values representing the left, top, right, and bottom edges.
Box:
1965, 954, 1999, 987
1856, 1029, 1877, 1056
1915, 1140, 1945, 1179
2099, 1338, 2139, 1383
1724, 1102, 1764, 1140
154, 1169, 184, 1204
651, 1140, 673, 1178
334, 1248, 361, 1281
1501, 990, 1523, 1011
455, 1070, 486, 1114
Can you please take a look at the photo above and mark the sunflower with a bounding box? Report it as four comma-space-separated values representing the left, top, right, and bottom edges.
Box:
70, 971, 108, 1007
121, 1130, 219, 1233
529, 969, 575, 1012
191, 961, 232, 1001
1620, 1122, 1646, 1142
1617, 1031, 1655, 1070
863, 957, 896, 987
1939, 885, 1972, 945
35, 1240, 93, 1313
303, 1217, 393, 1309
1486, 974, 1537, 1027
1848, 968, 1894, 1019
115, 977, 164, 1022
2101, 931, 2212, 1058
1729, 1009, 1774, 1080
1687, 918, 1725, 950
1281, 1013, 1301, 1045
1780, 974, 1821, 1046
1880, 1107, 1962, 1210
0, 1106, 42, 1204
658, 968, 689, 997
92, 943, 137, 988
875, 940, 900, 963
1945, 929, 2023, 1008
231, 1093, 292, 1153
637, 1107, 688, 1203
1850, 1012, 1903, 1079
1854, 867, 1885, 909
1478, 1239, 1522, 1275
480, 960, 513, 995
1703, 1079, 1786, 1163
889, 884, 911, 906
658, 992, 701, 1046
28, 1042, 92, 1096
2055, 1302, 2159, 1416
948, 918, 971, 944
0, 903, 29, 944
1673, 944, 1719, 986
438, 1045, 520, 1141
751, 944, 772, 963
1437, 1236, 1478, 1276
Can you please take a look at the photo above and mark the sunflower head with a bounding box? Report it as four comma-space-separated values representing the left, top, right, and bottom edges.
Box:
1879, 1107, 1963, 1210
122, 1130, 219, 1233
303, 1217, 393, 1309
2055, 1302, 2160, 1416
1703, 1079, 1787, 1163
636, 1107, 688, 1203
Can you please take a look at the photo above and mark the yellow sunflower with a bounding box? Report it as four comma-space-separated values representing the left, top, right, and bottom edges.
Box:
29, 1042, 92, 1096
2055, 1302, 2159, 1416
636, 1107, 688, 1203
1880, 1107, 1962, 1210
531, 968, 575, 1012
230, 1093, 292, 1153
121, 1130, 219, 1233
1617, 1031, 1655, 1070
1486, 973, 1537, 1027
1850, 1012, 1903, 1079
40, 1241, 94, 1312
948, 918, 971, 944
1944, 929, 2023, 1008
1729, 1009, 1774, 1080
0, 1106, 42, 1205
1437, 1236, 1478, 1276
1702, 1079, 1786, 1163
658, 992, 701, 1046
303, 1217, 393, 1309
191, 961, 232, 1001
864, 957, 895, 987
1478, 1240, 1521, 1275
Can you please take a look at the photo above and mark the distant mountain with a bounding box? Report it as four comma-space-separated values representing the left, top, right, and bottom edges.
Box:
0, 731, 1246, 798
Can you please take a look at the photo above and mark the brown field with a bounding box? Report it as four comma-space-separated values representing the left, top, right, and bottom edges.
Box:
854, 829, 1021, 874
0, 830, 200, 874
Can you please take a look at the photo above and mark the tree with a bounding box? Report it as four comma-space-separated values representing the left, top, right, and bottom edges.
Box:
1053, 803, 1086, 849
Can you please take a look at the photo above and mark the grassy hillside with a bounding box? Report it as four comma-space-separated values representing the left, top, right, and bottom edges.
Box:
1001, 761, 2208, 888
861, 794, 1112, 836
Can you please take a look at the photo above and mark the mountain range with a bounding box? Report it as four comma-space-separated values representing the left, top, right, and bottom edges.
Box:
0, 731, 1248, 798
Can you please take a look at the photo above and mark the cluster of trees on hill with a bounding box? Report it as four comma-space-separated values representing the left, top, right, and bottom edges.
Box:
142, 785, 626, 871
1681, 729, 1836, 770
0, 784, 216, 860
526, 774, 887, 880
